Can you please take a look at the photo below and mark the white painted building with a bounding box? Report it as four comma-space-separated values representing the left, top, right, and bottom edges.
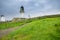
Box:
20, 6, 24, 18
0, 15, 6, 22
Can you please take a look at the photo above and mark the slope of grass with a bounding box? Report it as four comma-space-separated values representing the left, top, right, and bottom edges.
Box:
0, 21, 25, 30
0, 19, 33, 30
1, 17, 60, 40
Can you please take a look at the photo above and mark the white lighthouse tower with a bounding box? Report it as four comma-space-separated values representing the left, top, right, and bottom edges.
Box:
20, 6, 25, 18
0, 15, 5, 22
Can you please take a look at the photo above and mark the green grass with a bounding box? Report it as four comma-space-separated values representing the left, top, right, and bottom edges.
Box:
1, 17, 60, 40
0, 18, 40, 30
0, 19, 33, 30
0, 21, 24, 30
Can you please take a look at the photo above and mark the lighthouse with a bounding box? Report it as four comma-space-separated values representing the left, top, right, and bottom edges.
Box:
0, 15, 5, 22
20, 6, 25, 18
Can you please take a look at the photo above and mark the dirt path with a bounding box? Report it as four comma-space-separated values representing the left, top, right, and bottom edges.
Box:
0, 23, 28, 38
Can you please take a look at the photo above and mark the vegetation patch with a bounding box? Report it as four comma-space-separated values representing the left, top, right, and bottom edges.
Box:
0, 17, 60, 40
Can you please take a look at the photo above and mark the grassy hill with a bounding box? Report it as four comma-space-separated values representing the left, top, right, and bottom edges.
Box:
0, 14, 60, 30
0, 18, 33, 30
1, 17, 60, 40
0, 21, 26, 30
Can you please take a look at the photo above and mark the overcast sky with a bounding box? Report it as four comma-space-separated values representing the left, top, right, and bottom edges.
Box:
0, 0, 60, 20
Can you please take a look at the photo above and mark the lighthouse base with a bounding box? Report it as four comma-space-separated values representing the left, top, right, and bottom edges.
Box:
20, 13, 24, 18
